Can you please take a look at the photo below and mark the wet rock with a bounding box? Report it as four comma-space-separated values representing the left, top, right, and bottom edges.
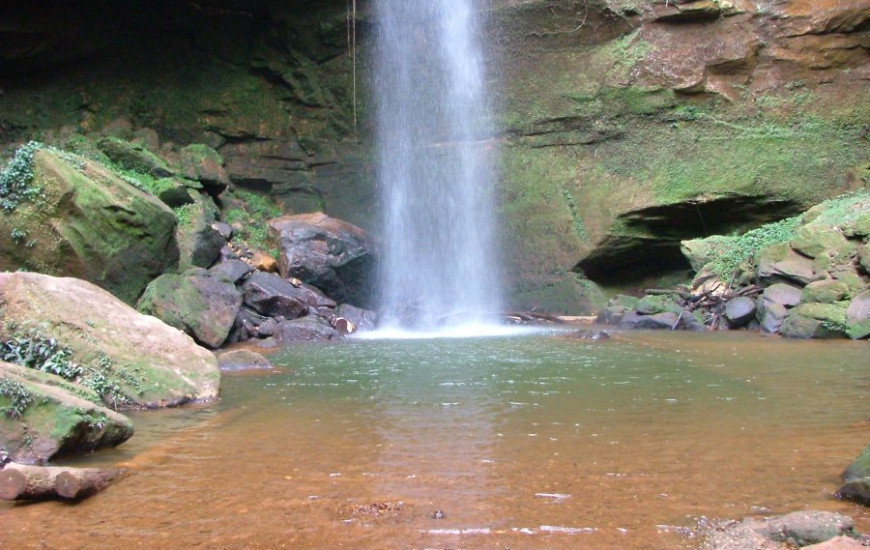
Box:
618, 311, 680, 330
845, 290, 870, 339
335, 304, 378, 331
802, 536, 866, 550
264, 315, 339, 344
209, 259, 253, 285
216, 349, 273, 372
754, 511, 856, 547
242, 271, 336, 320
137, 268, 242, 349
838, 444, 870, 506
564, 329, 611, 340
724, 296, 756, 328
699, 511, 857, 550
267, 212, 376, 307
257, 318, 278, 337
596, 305, 628, 325
0, 362, 134, 464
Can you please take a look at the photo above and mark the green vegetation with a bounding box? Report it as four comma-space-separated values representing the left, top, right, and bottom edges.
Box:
0, 377, 34, 419
223, 188, 283, 255
0, 325, 143, 409
0, 141, 43, 212
705, 216, 802, 278
560, 185, 587, 240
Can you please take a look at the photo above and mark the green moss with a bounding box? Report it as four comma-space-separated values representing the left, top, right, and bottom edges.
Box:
223, 188, 283, 255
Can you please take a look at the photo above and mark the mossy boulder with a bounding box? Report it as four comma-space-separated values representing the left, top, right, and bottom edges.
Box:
179, 144, 230, 195
845, 290, 870, 340
0, 272, 219, 408
636, 295, 681, 315
791, 225, 856, 262
802, 280, 851, 304
780, 302, 848, 339
757, 242, 822, 286
838, 444, 870, 506
0, 148, 179, 304
859, 243, 870, 273
137, 268, 242, 349
97, 136, 173, 178
0, 362, 134, 464
176, 193, 226, 270
152, 177, 195, 207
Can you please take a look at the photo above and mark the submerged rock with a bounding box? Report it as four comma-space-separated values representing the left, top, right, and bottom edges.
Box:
699, 510, 858, 550
0, 362, 134, 464
216, 349, 273, 372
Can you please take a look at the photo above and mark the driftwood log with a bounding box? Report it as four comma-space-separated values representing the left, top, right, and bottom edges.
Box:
0, 462, 125, 501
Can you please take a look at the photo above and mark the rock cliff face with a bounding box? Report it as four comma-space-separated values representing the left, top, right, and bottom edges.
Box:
1, 0, 868, 311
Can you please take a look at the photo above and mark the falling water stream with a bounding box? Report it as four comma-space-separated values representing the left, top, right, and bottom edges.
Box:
374, 0, 501, 330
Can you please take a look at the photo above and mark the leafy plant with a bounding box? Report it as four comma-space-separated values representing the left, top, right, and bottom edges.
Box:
707, 216, 802, 278
0, 377, 34, 419
0, 333, 83, 380
0, 328, 139, 408
223, 188, 283, 256
0, 141, 44, 213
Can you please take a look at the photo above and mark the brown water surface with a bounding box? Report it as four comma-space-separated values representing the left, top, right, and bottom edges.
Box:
1, 330, 868, 549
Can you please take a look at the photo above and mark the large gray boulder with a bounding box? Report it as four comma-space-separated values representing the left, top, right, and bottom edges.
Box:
137, 268, 243, 349
724, 296, 756, 328
267, 212, 376, 307
0, 362, 134, 464
0, 272, 219, 408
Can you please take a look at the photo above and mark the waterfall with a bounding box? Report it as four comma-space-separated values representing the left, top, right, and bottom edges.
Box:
373, 0, 502, 331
